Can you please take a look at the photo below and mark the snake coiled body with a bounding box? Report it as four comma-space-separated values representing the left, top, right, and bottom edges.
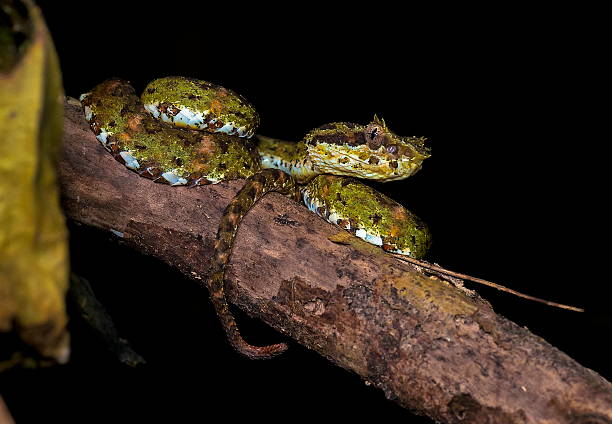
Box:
81, 76, 431, 358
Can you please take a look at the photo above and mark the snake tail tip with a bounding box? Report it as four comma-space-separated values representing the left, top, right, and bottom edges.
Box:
236, 342, 289, 360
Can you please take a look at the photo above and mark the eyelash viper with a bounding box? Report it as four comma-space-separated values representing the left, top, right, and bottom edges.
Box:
80, 77, 432, 359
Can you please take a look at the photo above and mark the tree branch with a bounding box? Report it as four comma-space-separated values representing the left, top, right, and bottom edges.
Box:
58, 99, 612, 424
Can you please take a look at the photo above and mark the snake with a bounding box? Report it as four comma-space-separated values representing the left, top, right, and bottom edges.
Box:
79, 77, 432, 359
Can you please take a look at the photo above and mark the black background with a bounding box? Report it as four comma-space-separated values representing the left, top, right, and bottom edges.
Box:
2, 2, 607, 422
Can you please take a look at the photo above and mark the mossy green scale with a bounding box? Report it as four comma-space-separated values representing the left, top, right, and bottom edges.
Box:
306, 175, 431, 258
141, 76, 259, 134
82, 79, 259, 183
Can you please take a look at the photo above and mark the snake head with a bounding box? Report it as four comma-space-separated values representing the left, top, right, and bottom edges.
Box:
304, 116, 430, 181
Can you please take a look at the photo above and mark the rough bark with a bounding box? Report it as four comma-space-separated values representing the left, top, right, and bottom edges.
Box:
58, 100, 612, 424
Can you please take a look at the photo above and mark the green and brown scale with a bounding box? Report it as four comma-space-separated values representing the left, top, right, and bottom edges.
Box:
302, 175, 431, 258
80, 79, 260, 185
141, 76, 259, 138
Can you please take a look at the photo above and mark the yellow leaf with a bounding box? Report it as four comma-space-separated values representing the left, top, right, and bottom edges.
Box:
0, 0, 69, 364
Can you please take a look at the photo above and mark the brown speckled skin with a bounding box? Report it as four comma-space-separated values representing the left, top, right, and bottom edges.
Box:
208, 169, 300, 358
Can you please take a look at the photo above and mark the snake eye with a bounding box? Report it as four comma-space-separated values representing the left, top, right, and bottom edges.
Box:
369, 128, 378, 139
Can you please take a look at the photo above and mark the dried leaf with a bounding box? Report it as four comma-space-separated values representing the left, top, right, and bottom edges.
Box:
0, 0, 69, 364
